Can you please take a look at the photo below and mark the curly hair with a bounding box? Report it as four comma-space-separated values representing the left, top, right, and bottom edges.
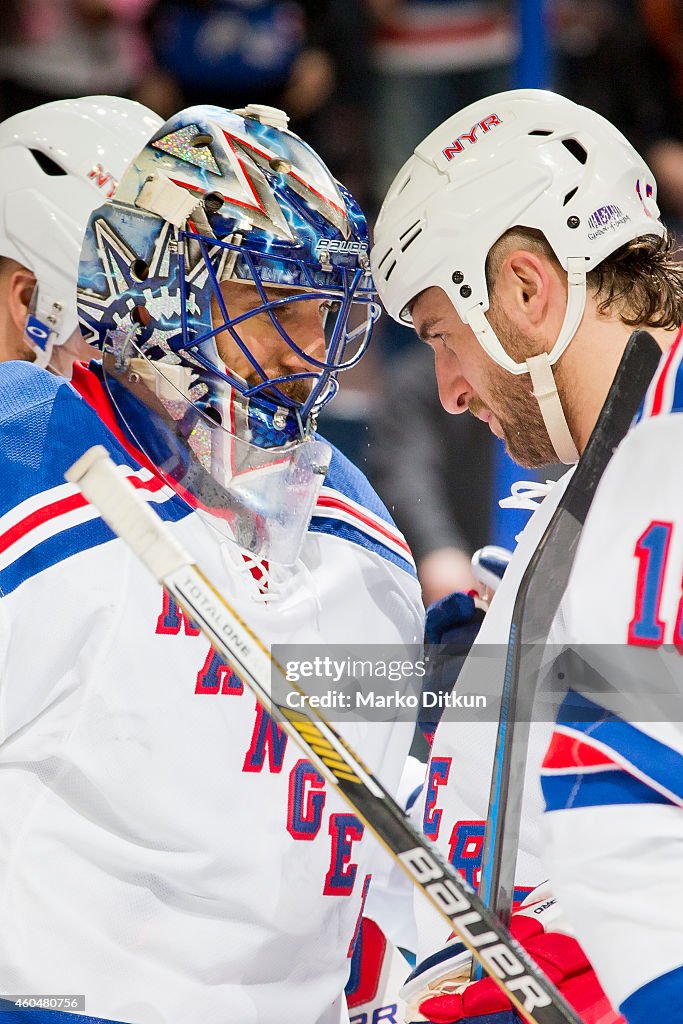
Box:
588, 232, 683, 329
486, 227, 683, 330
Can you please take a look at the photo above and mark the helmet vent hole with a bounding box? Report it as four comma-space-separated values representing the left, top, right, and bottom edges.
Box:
562, 138, 588, 165
399, 219, 420, 240
203, 192, 224, 214
397, 173, 412, 196
528, 129, 553, 137
29, 149, 67, 176
131, 305, 151, 327
376, 247, 394, 271
400, 225, 422, 253
384, 259, 397, 281
204, 407, 223, 428
563, 186, 579, 206
192, 133, 213, 147
269, 158, 292, 174
130, 259, 150, 281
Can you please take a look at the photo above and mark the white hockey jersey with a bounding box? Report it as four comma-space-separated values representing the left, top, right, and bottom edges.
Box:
413, 467, 572, 958
0, 360, 423, 1024
541, 329, 683, 1023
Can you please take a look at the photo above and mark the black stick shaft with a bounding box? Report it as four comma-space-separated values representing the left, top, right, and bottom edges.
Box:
478, 330, 662, 931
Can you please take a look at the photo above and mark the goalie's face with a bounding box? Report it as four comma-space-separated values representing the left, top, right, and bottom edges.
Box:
412, 286, 557, 468
211, 279, 328, 406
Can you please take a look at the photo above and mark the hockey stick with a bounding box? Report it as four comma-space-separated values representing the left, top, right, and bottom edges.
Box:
66, 448, 582, 1024
477, 329, 662, 945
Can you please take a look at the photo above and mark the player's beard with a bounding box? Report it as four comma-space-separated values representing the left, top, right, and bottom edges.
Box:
243, 370, 313, 406
474, 311, 570, 469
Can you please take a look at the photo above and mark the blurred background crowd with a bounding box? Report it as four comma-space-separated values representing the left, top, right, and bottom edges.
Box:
2, 0, 682, 603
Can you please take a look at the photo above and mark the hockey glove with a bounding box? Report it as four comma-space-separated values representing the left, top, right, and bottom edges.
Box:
401, 883, 625, 1024
421, 591, 485, 745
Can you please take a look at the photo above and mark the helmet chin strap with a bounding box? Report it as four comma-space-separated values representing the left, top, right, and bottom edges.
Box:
525, 352, 579, 464
526, 256, 586, 465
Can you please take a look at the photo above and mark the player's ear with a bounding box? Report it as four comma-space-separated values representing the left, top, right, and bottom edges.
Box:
494, 249, 556, 334
7, 265, 37, 335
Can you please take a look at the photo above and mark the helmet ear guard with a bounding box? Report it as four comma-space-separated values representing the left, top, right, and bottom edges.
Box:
372, 89, 665, 464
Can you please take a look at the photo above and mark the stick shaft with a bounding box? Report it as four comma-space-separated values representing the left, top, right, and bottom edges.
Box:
66, 445, 584, 1024
479, 330, 663, 932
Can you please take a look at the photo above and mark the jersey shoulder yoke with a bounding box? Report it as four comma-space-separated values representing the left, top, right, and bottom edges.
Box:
0, 362, 187, 596
311, 438, 416, 577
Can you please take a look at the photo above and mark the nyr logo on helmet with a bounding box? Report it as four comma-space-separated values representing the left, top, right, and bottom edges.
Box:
88, 163, 118, 199
587, 203, 631, 240
442, 115, 502, 162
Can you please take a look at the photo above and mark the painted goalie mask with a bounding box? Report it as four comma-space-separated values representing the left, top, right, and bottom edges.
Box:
77, 103, 379, 564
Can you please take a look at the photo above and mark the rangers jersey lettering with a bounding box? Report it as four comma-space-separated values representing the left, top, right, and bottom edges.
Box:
413, 466, 572, 958
0, 361, 422, 1024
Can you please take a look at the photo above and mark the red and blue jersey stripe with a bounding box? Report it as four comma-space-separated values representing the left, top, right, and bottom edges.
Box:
311, 475, 416, 579
541, 691, 683, 812
634, 323, 683, 423
0, 362, 190, 597
0, 361, 415, 596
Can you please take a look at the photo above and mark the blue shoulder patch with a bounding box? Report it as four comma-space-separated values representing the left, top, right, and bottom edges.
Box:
310, 439, 416, 578
0, 362, 189, 596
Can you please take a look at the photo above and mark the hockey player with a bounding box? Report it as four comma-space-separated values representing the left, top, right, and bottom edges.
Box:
371, 89, 683, 1023
0, 95, 162, 372
0, 103, 422, 1024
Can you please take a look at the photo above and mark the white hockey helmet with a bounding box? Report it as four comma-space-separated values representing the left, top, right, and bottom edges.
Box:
0, 95, 162, 367
371, 89, 665, 463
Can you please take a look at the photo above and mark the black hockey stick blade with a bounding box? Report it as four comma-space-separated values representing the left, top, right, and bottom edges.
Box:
478, 329, 662, 935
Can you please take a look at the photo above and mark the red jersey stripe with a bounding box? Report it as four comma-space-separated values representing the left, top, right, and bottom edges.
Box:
649, 324, 683, 416
315, 494, 412, 556
542, 730, 618, 771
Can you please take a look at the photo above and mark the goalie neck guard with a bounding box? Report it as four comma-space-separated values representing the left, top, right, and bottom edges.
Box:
77, 103, 378, 564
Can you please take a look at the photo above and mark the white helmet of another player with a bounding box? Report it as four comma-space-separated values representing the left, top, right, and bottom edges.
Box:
0, 95, 162, 368
371, 88, 665, 463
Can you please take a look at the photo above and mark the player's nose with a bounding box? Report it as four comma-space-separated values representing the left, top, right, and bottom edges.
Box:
434, 347, 472, 414
282, 317, 326, 371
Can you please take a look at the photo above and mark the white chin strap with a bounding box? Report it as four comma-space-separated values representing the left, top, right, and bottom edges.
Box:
526, 351, 579, 464
467, 256, 585, 465
526, 256, 585, 464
